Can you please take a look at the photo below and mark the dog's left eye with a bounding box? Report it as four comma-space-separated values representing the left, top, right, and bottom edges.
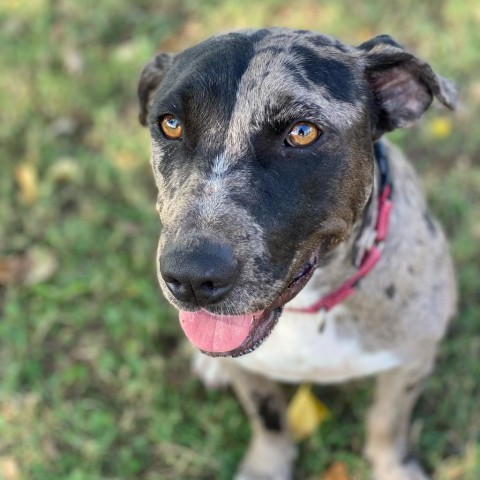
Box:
286, 122, 320, 147
159, 114, 183, 140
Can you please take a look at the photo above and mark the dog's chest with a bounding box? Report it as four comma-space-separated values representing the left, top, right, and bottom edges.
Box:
234, 306, 400, 384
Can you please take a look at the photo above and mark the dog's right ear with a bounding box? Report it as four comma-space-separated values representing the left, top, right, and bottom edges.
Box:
358, 35, 458, 139
137, 53, 176, 126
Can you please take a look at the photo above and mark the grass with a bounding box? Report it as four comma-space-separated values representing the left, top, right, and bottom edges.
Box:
0, 0, 479, 478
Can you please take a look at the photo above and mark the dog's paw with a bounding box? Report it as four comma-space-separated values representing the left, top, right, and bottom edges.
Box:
234, 434, 296, 480
191, 351, 230, 389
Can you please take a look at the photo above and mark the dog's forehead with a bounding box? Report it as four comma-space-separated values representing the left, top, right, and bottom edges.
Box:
241, 29, 357, 101
154, 29, 366, 163
163, 29, 362, 114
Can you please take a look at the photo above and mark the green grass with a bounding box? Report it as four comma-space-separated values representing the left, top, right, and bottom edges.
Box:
0, 1, 479, 478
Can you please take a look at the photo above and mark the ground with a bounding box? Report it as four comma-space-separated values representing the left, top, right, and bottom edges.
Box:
0, 1, 479, 479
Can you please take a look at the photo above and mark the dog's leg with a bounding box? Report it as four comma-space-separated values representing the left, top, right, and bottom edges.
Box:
221, 362, 296, 480
365, 355, 436, 480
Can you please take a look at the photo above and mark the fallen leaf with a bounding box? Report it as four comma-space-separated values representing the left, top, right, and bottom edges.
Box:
322, 461, 351, 480
0, 456, 20, 480
0, 255, 29, 285
0, 248, 57, 286
427, 117, 453, 139
48, 156, 82, 183
61, 46, 84, 75
23, 247, 58, 285
15, 162, 38, 204
287, 384, 331, 441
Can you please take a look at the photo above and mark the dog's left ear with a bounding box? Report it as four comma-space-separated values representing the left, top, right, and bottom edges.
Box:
137, 52, 176, 126
358, 35, 458, 139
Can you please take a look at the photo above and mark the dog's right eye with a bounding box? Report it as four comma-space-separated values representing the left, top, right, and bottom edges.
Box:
286, 122, 320, 147
159, 114, 183, 140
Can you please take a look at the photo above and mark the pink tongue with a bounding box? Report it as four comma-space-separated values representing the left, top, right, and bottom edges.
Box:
179, 310, 258, 353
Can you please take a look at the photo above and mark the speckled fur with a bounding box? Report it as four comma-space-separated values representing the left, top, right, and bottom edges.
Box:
138, 28, 457, 480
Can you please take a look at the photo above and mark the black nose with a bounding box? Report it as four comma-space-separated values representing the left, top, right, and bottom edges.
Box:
159, 239, 239, 306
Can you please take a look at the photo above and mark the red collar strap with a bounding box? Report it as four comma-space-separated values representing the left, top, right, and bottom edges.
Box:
286, 141, 393, 314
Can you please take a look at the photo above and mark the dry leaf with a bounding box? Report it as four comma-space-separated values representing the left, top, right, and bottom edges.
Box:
322, 461, 351, 480
0, 248, 57, 286
287, 384, 331, 441
0, 456, 20, 480
23, 247, 58, 285
15, 162, 38, 204
48, 157, 81, 183
61, 46, 84, 75
0, 255, 29, 285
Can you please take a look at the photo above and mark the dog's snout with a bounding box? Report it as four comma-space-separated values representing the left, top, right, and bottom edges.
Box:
160, 240, 239, 306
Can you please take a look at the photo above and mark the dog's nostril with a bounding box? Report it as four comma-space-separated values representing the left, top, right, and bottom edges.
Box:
164, 276, 182, 288
201, 280, 215, 291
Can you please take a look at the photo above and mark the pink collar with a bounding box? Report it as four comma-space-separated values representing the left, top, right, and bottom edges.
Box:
286, 142, 393, 314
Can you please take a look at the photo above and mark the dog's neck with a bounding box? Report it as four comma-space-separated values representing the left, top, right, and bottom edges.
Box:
352, 147, 382, 267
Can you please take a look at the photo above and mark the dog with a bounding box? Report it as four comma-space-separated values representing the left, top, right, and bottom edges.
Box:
137, 28, 457, 480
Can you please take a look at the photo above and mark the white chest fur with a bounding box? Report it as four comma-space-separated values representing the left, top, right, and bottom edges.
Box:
233, 305, 401, 384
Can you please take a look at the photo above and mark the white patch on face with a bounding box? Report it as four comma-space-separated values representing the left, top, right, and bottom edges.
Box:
212, 151, 230, 175
197, 152, 235, 224
233, 305, 401, 383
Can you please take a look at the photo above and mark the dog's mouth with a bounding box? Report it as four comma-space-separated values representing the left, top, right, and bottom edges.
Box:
178, 253, 317, 357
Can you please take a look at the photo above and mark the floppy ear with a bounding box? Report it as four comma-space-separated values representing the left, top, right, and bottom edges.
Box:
137, 52, 176, 126
358, 35, 458, 139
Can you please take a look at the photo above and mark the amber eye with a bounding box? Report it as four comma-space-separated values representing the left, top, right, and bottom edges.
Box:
286, 122, 320, 147
159, 114, 183, 140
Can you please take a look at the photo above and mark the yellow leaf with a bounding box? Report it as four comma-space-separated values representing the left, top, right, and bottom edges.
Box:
287, 384, 331, 441
0, 456, 20, 480
428, 117, 453, 139
15, 163, 38, 205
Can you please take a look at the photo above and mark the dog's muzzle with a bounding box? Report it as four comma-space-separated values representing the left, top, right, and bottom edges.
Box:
159, 235, 317, 357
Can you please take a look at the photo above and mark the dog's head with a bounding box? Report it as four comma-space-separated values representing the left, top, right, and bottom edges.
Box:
138, 28, 456, 357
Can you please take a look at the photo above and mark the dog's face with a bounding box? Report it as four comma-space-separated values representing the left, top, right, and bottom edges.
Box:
138, 28, 456, 357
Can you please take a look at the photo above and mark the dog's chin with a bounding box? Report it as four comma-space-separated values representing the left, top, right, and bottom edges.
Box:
176, 253, 317, 358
